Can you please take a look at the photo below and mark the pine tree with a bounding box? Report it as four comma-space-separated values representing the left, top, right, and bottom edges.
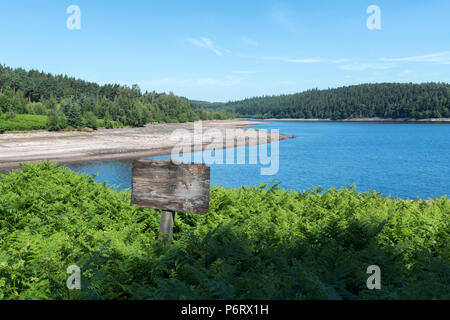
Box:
66, 103, 84, 128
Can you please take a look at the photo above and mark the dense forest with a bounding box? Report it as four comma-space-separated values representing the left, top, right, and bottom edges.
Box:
2, 64, 449, 132
213, 83, 450, 119
0, 65, 231, 132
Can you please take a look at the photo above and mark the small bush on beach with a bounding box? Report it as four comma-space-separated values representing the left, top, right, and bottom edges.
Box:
0, 163, 448, 300
83, 112, 98, 130
46, 111, 67, 131
4, 112, 16, 120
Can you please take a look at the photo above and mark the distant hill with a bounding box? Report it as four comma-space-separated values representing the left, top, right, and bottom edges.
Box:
206, 83, 450, 120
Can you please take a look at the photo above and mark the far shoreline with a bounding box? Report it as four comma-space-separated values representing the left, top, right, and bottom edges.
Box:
252, 117, 450, 123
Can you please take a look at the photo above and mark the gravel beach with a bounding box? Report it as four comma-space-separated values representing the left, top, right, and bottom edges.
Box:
0, 120, 292, 170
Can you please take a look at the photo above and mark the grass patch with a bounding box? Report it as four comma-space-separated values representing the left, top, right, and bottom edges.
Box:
0, 114, 47, 132
0, 114, 125, 133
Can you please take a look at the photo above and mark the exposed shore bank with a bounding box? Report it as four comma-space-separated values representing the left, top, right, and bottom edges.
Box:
0, 120, 292, 170
261, 117, 450, 123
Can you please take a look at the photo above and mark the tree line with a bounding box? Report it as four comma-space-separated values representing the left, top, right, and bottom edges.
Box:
0, 65, 231, 131
214, 83, 450, 119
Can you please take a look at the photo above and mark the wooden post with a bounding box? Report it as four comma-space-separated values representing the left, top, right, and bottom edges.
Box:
131, 159, 210, 243
158, 211, 175, 241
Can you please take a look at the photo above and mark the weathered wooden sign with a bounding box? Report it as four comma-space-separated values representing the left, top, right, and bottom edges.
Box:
132, 159, 210, 214
131, 159, 210, 241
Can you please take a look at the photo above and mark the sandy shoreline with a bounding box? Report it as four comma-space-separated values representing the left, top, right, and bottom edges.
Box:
261, 117, 450, 123
0, 120, 292, 171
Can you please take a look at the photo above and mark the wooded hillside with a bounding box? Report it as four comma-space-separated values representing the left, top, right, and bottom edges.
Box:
0, 65, 231, 131
214, 83, 450, 119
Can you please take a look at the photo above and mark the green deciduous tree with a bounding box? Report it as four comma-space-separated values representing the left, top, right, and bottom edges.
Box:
46, 110, 67, 131
83, 111, 98, 130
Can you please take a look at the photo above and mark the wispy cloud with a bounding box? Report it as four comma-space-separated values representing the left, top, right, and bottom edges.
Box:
186, 37, 223, 56
241, 36, 259, 47
339, 63, 396, 71
332, 59, 351, 64
380, 52, 450, 65
263, 56, 322, 63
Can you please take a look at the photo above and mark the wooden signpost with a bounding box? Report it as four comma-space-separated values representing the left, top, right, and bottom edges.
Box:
131, 159, 210, 242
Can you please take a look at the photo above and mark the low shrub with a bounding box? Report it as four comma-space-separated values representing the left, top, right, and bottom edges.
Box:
0, 162, 448, 300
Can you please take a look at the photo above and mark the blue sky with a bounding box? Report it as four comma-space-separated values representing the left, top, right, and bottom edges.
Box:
1, 0, 449, 102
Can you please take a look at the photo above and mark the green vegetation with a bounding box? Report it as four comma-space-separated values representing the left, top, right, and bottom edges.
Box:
0, 113, 124, 133
45, 111, 67, 132
210, 83, 450, 119
3, 65, 448, 131
0, 114, 47, 133
0, 163, 448, 300
0, 65, 232, 133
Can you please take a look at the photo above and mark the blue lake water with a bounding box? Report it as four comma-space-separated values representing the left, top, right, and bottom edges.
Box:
68, 121, 450, 200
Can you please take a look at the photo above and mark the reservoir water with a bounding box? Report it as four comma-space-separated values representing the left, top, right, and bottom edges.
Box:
68, 121, 450, 199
